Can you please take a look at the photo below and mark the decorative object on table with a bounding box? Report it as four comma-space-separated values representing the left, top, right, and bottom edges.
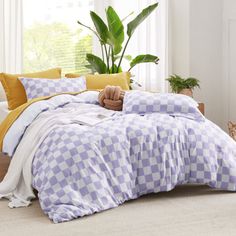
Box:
228, 121, 236, 141
166, 74, 200, 97
98, 86, 125, 111
77, 2, 159, 84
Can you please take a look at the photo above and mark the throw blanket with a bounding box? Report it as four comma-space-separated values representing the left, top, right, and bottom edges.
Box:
0, 91, 236, 223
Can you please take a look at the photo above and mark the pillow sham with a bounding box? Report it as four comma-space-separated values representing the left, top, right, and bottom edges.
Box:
0, 68, 62, 110
19, 77, 86, 100
65, 72, 130, 90
123, 91, 205, 121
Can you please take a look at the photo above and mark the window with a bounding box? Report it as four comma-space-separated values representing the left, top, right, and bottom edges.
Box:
111, 0, 168, 92
23, 0, 94, 74
1, 1, 168, 93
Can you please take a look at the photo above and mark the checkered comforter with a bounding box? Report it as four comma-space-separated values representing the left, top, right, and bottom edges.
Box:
29, 91, 236, 223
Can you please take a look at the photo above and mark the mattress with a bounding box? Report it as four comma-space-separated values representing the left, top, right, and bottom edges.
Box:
0, 101, 10, 124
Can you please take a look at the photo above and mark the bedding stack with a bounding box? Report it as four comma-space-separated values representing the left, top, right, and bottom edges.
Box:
0, 86, 236, 223
1, 68, 236, 224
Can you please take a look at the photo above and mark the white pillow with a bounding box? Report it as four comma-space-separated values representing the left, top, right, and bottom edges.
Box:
0, 83, 7, 101
123, 91, 205, 121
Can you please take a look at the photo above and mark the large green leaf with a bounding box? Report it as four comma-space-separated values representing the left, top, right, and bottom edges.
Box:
77, 20, 99, 39
109, 64, 123, 73
90, 11, 110, 44
106, 6, 124, 55
86, 53, 107, 74
129, 54, 159, 70
127, 3, 158, 37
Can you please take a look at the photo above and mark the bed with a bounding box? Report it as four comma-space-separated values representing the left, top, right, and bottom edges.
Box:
0, 90, 236, 223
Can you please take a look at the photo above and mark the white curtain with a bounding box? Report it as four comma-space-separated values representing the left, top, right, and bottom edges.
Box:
108, 0, 169, 92
0, 0, 168, 91
0, 0, 23, 73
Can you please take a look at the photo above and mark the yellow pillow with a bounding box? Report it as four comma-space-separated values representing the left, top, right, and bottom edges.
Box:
65, 72, 130, 90
0, 68, 62, 110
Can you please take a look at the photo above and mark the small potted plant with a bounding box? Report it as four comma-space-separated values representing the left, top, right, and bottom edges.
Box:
166, 74, 200, 97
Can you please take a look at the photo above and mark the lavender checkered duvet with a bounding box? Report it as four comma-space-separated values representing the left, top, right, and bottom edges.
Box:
24, 92, 236, 223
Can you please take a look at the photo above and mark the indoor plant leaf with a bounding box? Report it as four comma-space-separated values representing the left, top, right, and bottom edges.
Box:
184, 78, 200, 89
85, 64, 96, 73
86, 53, 107, 74
111, 64, 123, 73
78, 3, 159, 75
113, 43, 123, 56
90, 11, 110, 44
127, 2, 158, 37
106, 6, 124, 55
129, 54, 159, 70
77, 20, 100, 39
166, 75, 200, 94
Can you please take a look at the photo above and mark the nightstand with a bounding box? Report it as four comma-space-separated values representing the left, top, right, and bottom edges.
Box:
198, 103, 205, 115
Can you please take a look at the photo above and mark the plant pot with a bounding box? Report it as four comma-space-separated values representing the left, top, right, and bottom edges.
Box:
178, 88, 193, 97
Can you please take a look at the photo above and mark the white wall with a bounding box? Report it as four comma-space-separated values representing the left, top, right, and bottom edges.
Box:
222, 0, 236, 131
189, 0, 223, 127
170, 0, 224, 128
170, 0, 190, 77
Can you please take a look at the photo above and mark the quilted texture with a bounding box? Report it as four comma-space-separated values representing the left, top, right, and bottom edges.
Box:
3, 91, 236, 223
19, 77, 86, 100
22, 92, 235, 223
31, 108, 236, 223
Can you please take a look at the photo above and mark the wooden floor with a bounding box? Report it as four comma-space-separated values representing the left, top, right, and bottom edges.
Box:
0, 153, 10, 181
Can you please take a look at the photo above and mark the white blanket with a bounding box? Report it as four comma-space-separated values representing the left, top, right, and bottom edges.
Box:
0, 103, 117, 208
3, 91, 100, 156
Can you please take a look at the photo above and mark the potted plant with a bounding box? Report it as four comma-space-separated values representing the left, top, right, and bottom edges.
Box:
77, 2, 159, 84
166, 74, 200, 97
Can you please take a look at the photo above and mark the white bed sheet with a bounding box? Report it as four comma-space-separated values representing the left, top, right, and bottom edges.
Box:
0, 102, 10, 124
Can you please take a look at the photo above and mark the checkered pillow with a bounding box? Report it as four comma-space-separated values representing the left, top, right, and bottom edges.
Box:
123, 91, 205, 121
19, 77, 86, 100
